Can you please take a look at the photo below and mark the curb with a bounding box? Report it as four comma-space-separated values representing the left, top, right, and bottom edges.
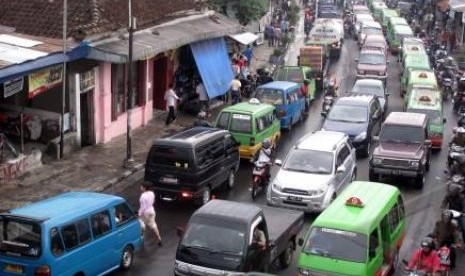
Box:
97, 162, 145, 193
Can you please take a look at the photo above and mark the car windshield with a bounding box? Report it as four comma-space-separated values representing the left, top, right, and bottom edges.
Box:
352, 83, 384, 97
304, 227, 367, 263
180, 217, 245, 256
359, 52, 386, 65
0, 216, 42, 258
255, 89, 284, 105
407, 108, 442, 125
395, 33, 413, 41
275, 68, 303, 83
283, 149, 333, 174
328, 104, 368, 123
230, 114, 252, 134
380, 125, 424, 143
363, 27, 382, 35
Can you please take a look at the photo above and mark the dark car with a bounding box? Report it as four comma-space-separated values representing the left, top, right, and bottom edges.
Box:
350, 79, 389, 114
369, 112, 431, 189
144, 127, 240, 206
321, 95, 382, 157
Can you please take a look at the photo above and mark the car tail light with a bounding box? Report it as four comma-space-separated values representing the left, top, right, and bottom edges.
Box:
35, 266, 51, 276
250, 137, 255, 146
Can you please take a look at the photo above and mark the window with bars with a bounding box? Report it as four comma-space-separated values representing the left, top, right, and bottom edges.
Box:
111, 62, 145, 120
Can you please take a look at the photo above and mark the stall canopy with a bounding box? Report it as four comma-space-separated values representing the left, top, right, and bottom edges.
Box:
229, 32, 259, 45
190, 37, 234, 98
451, 0, 465, 12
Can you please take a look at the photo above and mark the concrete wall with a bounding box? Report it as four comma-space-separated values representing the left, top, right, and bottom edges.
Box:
94, 62, 153, 144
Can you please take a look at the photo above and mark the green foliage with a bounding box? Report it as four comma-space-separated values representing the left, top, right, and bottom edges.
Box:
273, 48, 283, 57
233, 0, 267, 26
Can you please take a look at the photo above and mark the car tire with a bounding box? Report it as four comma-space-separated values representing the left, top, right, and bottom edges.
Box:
415, 173, 425, 189
120, 246, 134, 270
279, 241, 294, 269
351, 168, 357, 182
363, 140, 371, 158
226, 170, 235, 190
287, 119, 293, 132
197, 186, 211, 206
369, 169, 379, 182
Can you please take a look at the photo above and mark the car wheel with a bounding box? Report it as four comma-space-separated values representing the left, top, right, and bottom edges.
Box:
198, 187, 211, 206
120, 246, 134, 270
330, 193, 337, 203
279, 241, 294, 269
226, 170, 235, 190
351, 168, 357, 182
425, 157, 431, 172
415, 173, 425, 189
287, 119, 293, 132
369, 169, 379, 182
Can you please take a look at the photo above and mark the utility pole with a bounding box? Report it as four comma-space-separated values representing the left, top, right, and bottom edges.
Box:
60, 0, 67, 159
124, 0, 135, 168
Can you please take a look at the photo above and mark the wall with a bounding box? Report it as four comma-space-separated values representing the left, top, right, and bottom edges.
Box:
94, 62, 153, 144
0, 150, 42, 183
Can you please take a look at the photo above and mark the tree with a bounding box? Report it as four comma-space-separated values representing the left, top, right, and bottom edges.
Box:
233, 0, 267, 26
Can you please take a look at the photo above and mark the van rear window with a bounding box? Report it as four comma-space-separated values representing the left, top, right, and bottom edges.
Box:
0, 216, 42, 258
150, 147, 191, 169
230, 114, 252, 134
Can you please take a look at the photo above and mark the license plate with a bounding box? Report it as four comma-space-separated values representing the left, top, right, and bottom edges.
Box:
161, 177, 178, 184
4, 264, 23, 274
288, 196, 302, 202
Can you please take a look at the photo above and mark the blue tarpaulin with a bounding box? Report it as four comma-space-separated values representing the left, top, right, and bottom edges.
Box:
190, 37, 233, 98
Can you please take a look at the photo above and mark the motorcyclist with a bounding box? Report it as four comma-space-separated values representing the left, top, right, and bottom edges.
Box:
324, 72, 338, 97
405, 238, 441, 275
253, 138, 273, 183
450, 127, 465, 147
441, 183, 465, 243
418, 29, 427, 39
432, 210, 461, 270
193, 111, 213, 127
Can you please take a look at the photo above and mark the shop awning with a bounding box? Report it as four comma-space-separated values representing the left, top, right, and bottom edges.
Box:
229, 32, 259, 45
190, 37, 233, 98
451, 0, 465, 12
91, 12, 242, 63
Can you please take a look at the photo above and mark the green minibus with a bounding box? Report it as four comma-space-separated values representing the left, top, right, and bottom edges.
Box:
297, 181, 405, 276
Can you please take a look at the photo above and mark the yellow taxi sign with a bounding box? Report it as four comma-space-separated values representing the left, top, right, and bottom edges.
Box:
419, 95, 431, 102
346, 196, 364, 207
418, 72, 428, 78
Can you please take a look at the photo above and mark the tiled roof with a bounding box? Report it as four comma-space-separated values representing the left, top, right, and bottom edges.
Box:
0, 0, 196, 39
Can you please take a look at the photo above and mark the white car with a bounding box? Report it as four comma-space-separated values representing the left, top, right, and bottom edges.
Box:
354, 14, 375, 38
358, 21, 383, 47
350, 79, 389, 114
267, 131, 357, 213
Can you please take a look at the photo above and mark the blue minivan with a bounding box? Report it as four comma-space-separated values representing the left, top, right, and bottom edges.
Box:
0, 192, 143, 276
254, 81, 306, 131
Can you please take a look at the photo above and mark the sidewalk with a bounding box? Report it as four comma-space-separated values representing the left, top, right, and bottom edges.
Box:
0, 56, 277, 214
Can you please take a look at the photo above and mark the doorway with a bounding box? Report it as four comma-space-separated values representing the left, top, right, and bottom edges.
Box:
80, 91, 94, 146
153, 56, 168, 110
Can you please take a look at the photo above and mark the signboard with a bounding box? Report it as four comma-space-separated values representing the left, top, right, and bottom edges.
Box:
80, 69, 95, 93
3, 77, 24, 98
28, 65, 63, 99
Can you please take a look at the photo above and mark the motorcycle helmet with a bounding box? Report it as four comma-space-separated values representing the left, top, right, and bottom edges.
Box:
197, 111, 206, 119
262, 138, 271, 149
420, 237, 435, 250
447, 183, 463, 196
457, 127, 465, 134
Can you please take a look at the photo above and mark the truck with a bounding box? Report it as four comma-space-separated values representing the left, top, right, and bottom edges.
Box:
174, 199, 304, 275
298, 45, 328, 94
307, 18, 344, 59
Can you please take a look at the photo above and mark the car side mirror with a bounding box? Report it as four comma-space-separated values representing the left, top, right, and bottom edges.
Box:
337, 165, 347, 173
386, 92, 390, 96
321, 111, 327, 117
354, 58, 359, 62
268, 240, 275, 249
425, 139, 432, 146
372, 136, 379, 142
443, 118, 447, 123
176, 227, 185, 238
275, 159, 283, 166
298, 238, 304, 246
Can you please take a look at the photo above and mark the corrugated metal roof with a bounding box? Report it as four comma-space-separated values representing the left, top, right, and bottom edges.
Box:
92, 12, 242, 63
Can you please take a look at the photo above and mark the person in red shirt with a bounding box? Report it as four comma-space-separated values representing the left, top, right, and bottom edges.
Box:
405, 238, 441, 275
299, 79, 310, 111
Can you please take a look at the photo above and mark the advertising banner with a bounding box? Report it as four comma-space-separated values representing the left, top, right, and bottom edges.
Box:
28, 65, 63, 99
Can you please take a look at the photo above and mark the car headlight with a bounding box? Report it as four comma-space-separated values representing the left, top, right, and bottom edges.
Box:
410, 160, 419, 167
298, 267, 310, 276
354, 132, 367, 142
372, 157, 382, 165
272, 181, 283, 192
309, 188, 326, 196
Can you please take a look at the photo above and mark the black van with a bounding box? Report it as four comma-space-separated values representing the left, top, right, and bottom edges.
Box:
145, 127, 240, 205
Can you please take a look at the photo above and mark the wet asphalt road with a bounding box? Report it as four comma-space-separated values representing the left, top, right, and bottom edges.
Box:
111, 19, 464, 276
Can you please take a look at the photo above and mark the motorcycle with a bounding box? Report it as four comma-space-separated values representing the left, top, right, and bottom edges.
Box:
442, 78, 453, 100
401, 259, 432, 276
322, 95, 335, 114
447, 144, 465, 169
251, 161, 271, 200
452, 91, 465, 113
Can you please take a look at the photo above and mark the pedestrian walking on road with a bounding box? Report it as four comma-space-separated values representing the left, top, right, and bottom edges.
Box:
138, 182, 162, 246
164, 83, 179, 126
230, 75, 242, 105
196, 80, 209, 117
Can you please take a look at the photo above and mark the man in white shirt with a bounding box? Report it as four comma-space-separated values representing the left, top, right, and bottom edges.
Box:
164, 83, 179, 126
230, 76, 242, 105
196, 81, 209, 116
